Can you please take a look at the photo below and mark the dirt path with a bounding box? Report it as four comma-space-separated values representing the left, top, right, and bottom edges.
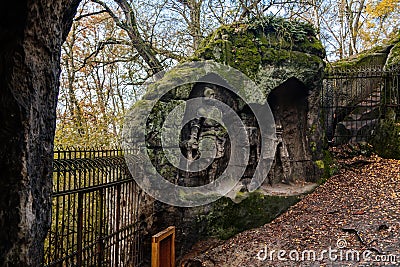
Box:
181, 150, 400, 266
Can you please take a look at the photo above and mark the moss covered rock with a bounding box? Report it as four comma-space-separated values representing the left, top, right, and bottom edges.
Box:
127, 17, 328, 258
370, 109, 400, 159
192, 17, 325, 79
188, 17, 326, 172
386, 36, 400, 67
198, 191, 301, 240
329, 32, 400, 70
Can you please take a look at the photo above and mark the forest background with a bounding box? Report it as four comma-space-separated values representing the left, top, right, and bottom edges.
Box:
55, 0, 399, 146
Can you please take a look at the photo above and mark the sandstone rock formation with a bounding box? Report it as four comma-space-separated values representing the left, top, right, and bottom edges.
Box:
124, 17, 327, 260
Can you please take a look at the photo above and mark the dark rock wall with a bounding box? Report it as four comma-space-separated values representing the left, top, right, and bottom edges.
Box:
0, 1, 80, 265
267, 78, 315, 184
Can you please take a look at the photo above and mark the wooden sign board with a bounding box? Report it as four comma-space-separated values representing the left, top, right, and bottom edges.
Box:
152, 226, 175, 267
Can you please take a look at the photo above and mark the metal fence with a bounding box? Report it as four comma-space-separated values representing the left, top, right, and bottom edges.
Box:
322, 65, 400, 145
43, 148, 144, 267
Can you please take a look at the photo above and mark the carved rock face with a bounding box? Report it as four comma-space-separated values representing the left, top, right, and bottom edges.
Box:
172, 76, 321, 188
140, 71, 324, 190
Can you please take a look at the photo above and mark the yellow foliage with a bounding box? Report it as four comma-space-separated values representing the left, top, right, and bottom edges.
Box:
366, 0, 399, 17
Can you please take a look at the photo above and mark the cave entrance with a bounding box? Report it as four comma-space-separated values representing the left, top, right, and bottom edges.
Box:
267, 77, 311, 185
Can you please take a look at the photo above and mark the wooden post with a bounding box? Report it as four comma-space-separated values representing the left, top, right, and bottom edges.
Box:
151, 226, 175, 267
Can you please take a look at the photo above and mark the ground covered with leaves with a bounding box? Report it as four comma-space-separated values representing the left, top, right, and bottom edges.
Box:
182, 146, 400, 266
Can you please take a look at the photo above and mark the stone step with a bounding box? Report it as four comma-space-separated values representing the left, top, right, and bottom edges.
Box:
343, 89, 381, 121
357, 100, 380, 107
355, 90, 381, 106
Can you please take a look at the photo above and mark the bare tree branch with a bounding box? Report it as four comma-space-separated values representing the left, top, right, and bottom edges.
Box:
91, 0, 129, 31
78, 39, 129, 70
74, 10, 108, 21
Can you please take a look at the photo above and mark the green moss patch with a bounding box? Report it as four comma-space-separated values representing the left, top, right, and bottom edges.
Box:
330, 45, 391, 70
370, 109, 400, 159
329, 32, 400, 70
198, 191, 301, 240
317, 150, 338, 184
387, 41, 400, 67
192, 16, 325, 78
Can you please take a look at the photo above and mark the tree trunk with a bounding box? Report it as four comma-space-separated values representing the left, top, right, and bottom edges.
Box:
0, 0, 80, 265
92, 0, 164, 75
188, 0, 203, 50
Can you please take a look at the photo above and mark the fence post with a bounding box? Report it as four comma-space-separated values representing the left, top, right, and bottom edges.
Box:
77, 192, 83, 266
97, 188, 104, 266
115, 184, 121, 266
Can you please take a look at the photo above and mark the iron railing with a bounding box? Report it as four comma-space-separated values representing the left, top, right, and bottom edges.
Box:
322, 65, 400, 145
43, 147, 144, 267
